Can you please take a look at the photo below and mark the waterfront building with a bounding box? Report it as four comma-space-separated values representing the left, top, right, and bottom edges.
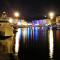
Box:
56, 16, 60, 25
0, 12, 14, 54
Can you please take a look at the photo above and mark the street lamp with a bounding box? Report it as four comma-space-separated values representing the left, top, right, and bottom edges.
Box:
48, 12, 55, 20
14, 12, 20, 18
9, 18, 13, 23
14, 12, 20, 24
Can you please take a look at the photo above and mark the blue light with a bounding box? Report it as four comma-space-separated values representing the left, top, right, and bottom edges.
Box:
34, 27, 38, 42
19, 28, 22, 41
28, 28, 31, 42
32, 20, 39, 26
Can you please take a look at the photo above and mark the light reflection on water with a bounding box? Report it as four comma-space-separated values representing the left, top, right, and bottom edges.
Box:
15, 27, 60, 60
48, 27, 54, 59
33, 27, 39, 42
22, 28, 27, 43
15, 28, 21, 54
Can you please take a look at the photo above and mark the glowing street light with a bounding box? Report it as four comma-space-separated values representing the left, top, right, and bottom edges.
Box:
13, 11, 20, 24
14, 12, 20, 18
9, 18, 13, 23
48, 12, 55, 20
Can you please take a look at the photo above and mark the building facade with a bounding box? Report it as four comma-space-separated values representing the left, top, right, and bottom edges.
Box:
0, 13, 14, 54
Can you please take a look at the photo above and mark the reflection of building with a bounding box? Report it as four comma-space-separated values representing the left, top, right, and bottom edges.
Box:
0, 12, 14, 54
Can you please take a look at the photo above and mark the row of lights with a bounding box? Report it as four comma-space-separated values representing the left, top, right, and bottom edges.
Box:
9, 12, 20, 24
8, 11, 55, 26
8, 11, 55, 55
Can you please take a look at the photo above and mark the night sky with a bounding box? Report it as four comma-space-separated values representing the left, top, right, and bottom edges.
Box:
0, 0, 60, 18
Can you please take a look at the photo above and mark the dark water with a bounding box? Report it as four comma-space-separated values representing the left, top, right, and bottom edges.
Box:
15, 27, 60, 60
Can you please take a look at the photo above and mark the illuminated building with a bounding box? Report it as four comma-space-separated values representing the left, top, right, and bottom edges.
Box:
32, 19, 47, 27
0, 12, 14, 53
56, 16, 60, 25
56, 16, 60, 29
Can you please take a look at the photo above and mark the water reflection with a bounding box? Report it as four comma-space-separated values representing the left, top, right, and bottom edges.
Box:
22, 28, 27, 43
15, 28, 21, 55
33, 27, 38, 42
48, 27, 54, 59
27, 28, 32, 47
22, 28, 28, 48
15, 26, 60, 60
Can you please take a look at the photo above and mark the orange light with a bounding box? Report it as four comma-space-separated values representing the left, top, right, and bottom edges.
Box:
9, 18, 13, 23
14, 12, 20, 17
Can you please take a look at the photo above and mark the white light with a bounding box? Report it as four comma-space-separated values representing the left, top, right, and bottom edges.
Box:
14, 12, 20, 17
35, 24, 39, 26
17, 21, 21, 25
21, 20, 28, 25
28, 23, 32, 25
15, 28, 20, 54
23, 28, 27, 43
49, 12, 55, 19
49, 28, 54, 59
9, 18, 13, 23
45, 24, 48, 26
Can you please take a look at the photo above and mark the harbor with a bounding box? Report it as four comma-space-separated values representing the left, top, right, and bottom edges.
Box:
0, 12, 60, 60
